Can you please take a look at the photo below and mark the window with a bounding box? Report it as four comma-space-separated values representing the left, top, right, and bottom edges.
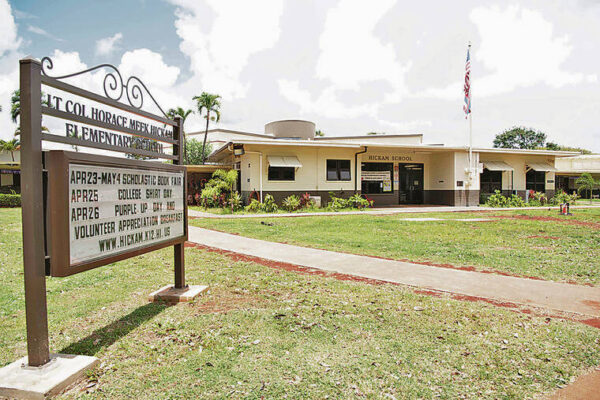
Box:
268, 166, 295, 181
361, 162, 393, 194
526, 170, 545, 192
480, 169, 502, 194
326, 159, 351, 181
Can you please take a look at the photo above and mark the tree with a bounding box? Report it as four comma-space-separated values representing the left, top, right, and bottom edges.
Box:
315, 129, 325, 137
493, 126, 546, 149
575, 173, 599, 204
544, 141, 592, 154
167, 107, 193, 163
11, 89, 50, 136
0, 138, 20, 162
192, 92, 221, 164
185, 138, 212, 165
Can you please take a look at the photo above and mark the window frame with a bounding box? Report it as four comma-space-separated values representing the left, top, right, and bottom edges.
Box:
480, 168, 502, 194
267, 166, 296, 181
326, 159, 352, 182
526, 169, 546, 193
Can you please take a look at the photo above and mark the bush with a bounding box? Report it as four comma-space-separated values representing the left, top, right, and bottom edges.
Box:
282, 195, 301, 212
299, 192, 314, 209
0, 193, 21, 207
550, 190, 579, 205
199, 169, 239, 209
245, 199, 262, 213
228, 192, 243, 212
327, 192, 349, 211
507, 194, 526, 207
261, 194, 278, 213
348, 193, 373, 209
484, 190, 508, 207
527, 191, 547, 206
244, 194, 279, 213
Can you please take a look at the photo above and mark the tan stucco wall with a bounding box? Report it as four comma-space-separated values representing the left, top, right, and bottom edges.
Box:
479, 153, 557, 191
238, 144, 359, 193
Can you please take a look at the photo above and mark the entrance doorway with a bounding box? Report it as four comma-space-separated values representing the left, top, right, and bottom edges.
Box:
398, 163, 423, 204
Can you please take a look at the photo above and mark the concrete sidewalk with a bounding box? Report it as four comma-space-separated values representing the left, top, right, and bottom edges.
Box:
188, 204, 600, 219
188, 226, 600, 318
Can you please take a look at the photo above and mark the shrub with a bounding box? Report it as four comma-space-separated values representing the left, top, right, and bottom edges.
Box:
550, 190, 579, 205
261, 194, 278, 213
299, 192, 314, 209
527, 191, 547, 206
484, 190, 508, 207
200, 169, 239, 209
228, 192, 243, 212
0, 193, 21, 207
347, 193, 373, 209
282, 195, 301, 212
245, 199, 262, 213
244, 194, 279, 213
507, 194, 526, 207
327, 192, 349, 211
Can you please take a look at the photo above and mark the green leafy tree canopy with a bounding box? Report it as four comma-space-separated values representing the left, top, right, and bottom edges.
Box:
185, 138, 213, 165
493, 126, 546, 149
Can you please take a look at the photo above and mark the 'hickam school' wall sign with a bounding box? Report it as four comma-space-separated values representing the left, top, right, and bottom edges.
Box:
16, 56, 193, 371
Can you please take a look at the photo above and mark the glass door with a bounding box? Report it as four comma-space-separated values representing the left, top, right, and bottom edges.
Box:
398, 163, 423, 204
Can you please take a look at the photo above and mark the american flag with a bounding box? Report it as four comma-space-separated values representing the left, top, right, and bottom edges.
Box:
463, 46, 471, 118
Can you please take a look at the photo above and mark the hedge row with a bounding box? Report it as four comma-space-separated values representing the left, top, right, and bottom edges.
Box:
0, 194, 21, 207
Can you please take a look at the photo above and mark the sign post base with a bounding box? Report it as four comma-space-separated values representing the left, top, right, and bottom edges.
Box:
0, 353, 98, 400
148, 284, 208, 303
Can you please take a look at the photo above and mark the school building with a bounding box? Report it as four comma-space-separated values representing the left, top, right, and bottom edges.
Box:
187, 120, 585, 207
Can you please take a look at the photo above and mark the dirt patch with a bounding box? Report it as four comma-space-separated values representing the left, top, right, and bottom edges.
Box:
193, 288, 270, 315
492, 214, 600, 229
547, 367, 600, 399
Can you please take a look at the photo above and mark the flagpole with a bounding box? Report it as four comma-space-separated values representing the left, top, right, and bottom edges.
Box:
468, 41, 473, 174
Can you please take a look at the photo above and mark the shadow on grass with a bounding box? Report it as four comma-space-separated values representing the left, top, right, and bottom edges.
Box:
60, 302, 170, 356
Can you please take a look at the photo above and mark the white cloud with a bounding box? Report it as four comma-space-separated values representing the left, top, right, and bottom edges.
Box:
119, 49, 180, 88
316, 0, 409, 99
95, 32, 123, 57
421, 5, 598, 100
27, 25, 64, 42
0, 0, 20, 56
170, 0, 284, 99
0, 0, 22, 140
276, 0, 412, 128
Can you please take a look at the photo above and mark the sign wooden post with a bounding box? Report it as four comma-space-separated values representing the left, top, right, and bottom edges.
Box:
20, 57, 51, 367
0, 56, 206, 399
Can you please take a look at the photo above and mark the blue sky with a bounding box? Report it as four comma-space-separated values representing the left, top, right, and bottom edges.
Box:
1, 0, 600, 152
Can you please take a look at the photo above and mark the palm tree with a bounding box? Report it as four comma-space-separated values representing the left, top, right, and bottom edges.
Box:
10, 90, 20, 123
11, 89, 50, 136
0, 139, 20, 162
167, 107, 193, 164
192, 92, 221, 164
575, 173, 599, 204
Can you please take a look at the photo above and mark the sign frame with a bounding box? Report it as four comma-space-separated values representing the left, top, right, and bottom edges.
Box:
18, 56, 188, 368
46, 150, 187, 277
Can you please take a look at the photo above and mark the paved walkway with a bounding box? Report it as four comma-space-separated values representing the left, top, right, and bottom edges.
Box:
188, 226, 600, 318
188, 204, 600, 219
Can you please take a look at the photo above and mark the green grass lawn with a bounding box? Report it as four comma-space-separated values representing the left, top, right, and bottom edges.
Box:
2, 208, 600, 399
191, 208, 600, 285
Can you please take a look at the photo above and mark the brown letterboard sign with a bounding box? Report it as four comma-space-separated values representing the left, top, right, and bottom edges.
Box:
47, 151, 186, 277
